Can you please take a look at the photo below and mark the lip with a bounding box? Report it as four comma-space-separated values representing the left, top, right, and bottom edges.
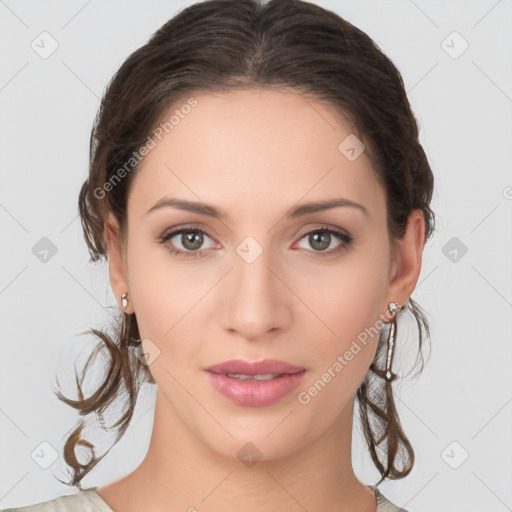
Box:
205, 359, 306, 375
204, 359, 307, 407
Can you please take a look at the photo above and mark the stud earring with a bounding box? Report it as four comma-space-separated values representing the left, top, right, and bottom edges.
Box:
121, 292, 129, 309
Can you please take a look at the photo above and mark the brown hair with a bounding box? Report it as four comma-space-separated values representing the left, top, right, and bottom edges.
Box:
54, 0, 435, 489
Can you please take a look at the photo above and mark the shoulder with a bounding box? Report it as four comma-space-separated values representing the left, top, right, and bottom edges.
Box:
0, 488, 113, 512
375, 488, 410, 512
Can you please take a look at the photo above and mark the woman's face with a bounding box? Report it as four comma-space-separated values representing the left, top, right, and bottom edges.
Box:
107, 87, 421, 461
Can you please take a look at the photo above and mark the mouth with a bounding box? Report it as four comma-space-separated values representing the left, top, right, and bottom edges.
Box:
205, 358, 306, 375
215, 372, 290, 381
204, 359, 307, 407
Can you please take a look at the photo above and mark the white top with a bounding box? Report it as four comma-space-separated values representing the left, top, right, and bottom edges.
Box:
0, 486, 408, 511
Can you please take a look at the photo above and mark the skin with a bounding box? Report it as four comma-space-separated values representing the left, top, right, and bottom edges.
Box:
97, 87, 425, 512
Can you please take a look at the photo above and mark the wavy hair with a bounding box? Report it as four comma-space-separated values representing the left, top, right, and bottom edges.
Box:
54, 0, 435, 489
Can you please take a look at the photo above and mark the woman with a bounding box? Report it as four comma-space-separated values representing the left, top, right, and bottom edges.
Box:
2, 0, 435, 510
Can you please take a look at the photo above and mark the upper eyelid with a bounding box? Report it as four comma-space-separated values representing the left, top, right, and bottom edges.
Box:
161, 222, 349, 235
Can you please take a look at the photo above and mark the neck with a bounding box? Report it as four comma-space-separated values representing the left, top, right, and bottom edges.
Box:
103, 387, 376, 512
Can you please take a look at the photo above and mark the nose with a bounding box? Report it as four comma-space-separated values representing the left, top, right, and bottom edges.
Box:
220, 245, 292, 342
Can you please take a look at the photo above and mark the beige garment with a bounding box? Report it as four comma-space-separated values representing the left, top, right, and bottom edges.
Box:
1, 486, 409, 511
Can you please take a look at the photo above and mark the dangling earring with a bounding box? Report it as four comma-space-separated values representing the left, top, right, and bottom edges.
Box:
370, 301, 404, 381
383, 301, 404, 381
121, 292, 129, 309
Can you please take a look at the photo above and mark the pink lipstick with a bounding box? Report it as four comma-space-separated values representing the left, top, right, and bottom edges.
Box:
205, 359, 306, 407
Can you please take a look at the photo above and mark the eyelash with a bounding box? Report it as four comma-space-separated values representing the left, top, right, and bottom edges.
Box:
157, 225, 354, 259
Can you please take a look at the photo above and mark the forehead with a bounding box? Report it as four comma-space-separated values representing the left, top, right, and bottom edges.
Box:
128, 88, 385, 220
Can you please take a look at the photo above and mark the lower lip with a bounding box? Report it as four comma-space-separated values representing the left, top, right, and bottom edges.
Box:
206, 370, 306, 407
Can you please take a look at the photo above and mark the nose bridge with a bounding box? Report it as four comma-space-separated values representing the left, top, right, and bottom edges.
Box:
221, 236, 289, 340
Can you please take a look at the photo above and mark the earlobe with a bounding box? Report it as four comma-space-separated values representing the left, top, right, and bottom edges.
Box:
104, 212, 131, 312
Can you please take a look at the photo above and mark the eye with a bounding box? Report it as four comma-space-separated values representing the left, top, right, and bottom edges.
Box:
158, 227, 217, 259
295, 226, 353, 256
158, 224, 354, 259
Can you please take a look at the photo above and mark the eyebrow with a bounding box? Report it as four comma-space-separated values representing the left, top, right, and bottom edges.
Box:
145, 196, 369, 219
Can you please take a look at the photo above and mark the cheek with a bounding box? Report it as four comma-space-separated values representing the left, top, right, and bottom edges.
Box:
295, 290, 382, 414
125, 238, 213, 362
295, 242, 389, 383
302, 240, 389, 332
125, 238, 179, 338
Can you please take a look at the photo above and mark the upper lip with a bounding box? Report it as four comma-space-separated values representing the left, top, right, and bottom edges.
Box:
205, 359, 306, 375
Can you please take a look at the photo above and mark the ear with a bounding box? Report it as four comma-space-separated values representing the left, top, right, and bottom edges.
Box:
104, 212, 132, 314
383, 209, 426, 317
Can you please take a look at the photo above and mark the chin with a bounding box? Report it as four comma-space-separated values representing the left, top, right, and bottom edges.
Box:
191, 410, 316, 464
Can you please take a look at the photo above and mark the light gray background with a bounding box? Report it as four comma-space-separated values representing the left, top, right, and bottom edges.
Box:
1, 1, 511, 510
